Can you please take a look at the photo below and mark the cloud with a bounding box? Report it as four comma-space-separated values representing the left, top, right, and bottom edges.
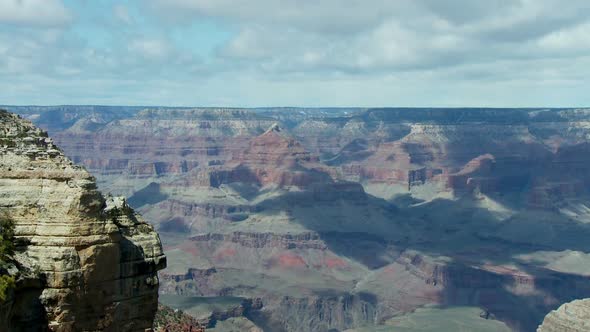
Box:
155, 0, 590, 76
1, 0, 590, 106
537, 22, 590, 54
128, 38, 173, 60
151, 0, 590, 37
113, 4, 133, 25
0, 0, 71, 27
149, 0, 405, 33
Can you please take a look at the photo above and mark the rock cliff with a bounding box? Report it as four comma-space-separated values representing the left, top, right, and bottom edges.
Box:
0, 110, 166, 331
537, 298, 590, 332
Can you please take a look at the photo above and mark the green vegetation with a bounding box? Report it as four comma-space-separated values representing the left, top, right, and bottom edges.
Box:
0, 138, 17, 148
0, 214, 16, 302
153, 303, 203, 330
0, 275, 15, 302
106, 204, 134, 224
0, 214, 15, 259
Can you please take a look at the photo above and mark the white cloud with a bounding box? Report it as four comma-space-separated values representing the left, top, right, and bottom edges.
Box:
1, 0, 590, 106
113, 4, 133, 25
0, 0, 71, 27
128, 38, 173, 60
537, 22, 590, 53
150, 0, 408, 33
151, 0, 590, 38
204, 0, 590, 76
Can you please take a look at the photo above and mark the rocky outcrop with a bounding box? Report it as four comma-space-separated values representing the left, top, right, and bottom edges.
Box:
200, 124, 333, 188
202, 298, 263, 328
0, 110, 166, 331
250, 293, 377, 332
153, 303, 205, 332
537, 299, 590, 332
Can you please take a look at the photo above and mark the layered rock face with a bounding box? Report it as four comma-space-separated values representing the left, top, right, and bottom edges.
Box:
0, 110, 166, 331
46, 109, 278, 195
537, 299, 590, 332
200, 123, 333, 188
9, 106, 590, 332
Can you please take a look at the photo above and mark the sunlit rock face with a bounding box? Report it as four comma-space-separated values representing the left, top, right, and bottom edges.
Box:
0, 110, 166, 331
537, 299, 590, 332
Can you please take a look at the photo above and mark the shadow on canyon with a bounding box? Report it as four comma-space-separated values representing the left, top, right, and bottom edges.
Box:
128, 182, 169, 208
7, 240, 49, 331
252, 189, 590, 331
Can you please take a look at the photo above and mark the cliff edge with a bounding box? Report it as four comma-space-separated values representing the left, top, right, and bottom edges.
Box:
537, 298, 590, 332
0, 110, 166, 331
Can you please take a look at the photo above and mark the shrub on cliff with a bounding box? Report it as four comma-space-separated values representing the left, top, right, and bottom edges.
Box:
153, 303, 205, 331
0, 214, 16, 302
0, 214, 15, 260
0, 275, 15, 302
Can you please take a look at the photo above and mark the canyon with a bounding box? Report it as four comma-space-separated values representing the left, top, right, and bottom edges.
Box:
6, 105, 590, 331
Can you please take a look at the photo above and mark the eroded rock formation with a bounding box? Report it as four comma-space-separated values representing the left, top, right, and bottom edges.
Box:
10, 106, 590, 331
0, 110, 166, 331
537, 299, 590, 332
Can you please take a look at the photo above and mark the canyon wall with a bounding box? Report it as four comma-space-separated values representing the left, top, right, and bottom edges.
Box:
9, 106, 590, 331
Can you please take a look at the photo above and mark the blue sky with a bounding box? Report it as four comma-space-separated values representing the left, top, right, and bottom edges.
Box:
1, 0, 590, 107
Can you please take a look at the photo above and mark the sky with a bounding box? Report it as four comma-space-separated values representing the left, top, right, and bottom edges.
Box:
0, 0, 589, 107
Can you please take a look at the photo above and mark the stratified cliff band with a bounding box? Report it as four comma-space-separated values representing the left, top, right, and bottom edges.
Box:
0, 109, 166, 331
